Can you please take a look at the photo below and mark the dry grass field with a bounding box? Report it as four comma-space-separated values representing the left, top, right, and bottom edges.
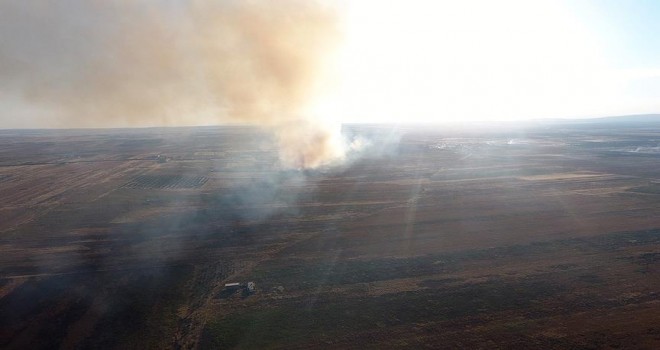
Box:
1, 122, 660, 349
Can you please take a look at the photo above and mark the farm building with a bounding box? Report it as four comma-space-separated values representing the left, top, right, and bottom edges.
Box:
224, 282, 241, 289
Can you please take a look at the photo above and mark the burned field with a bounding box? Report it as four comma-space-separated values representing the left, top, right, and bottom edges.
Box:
122, 175, 209, 189
1, 123, 660, 349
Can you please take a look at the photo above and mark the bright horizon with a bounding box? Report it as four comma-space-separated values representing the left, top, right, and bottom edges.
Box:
310, 0, 660, 124
1, 0, 660, 128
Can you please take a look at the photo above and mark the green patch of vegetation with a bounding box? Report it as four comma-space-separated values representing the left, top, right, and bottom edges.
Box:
200, 278, 564, 349
201, 308, 321, 349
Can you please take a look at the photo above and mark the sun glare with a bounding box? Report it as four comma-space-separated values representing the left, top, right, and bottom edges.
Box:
311, 0, 620, 124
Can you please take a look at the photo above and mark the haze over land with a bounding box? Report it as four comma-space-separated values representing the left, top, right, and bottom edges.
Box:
0, 0, 344, 168
2, 1, 660, 349
3, 123, 660, 348
2, 1, 660, 167
2, 0, 660, 129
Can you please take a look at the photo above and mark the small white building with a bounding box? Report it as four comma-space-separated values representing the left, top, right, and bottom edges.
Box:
247, 282, 255, 293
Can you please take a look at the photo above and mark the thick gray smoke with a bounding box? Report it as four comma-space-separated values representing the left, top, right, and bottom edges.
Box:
0, 0, 345, 168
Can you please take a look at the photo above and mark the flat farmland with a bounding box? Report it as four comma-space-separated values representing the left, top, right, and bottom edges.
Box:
1, 123, 660, 349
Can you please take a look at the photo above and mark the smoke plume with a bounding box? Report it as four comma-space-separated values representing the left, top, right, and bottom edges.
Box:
0, 0, 344, 168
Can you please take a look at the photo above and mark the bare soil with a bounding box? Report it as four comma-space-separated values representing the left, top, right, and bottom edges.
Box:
1, 124, 660, 349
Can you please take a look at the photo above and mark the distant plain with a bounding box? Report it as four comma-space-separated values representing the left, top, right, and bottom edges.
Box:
1, 120, 660, 349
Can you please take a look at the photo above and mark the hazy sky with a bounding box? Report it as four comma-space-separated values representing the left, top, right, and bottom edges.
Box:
1, 0, 660, 128
318, 0, 660, 123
